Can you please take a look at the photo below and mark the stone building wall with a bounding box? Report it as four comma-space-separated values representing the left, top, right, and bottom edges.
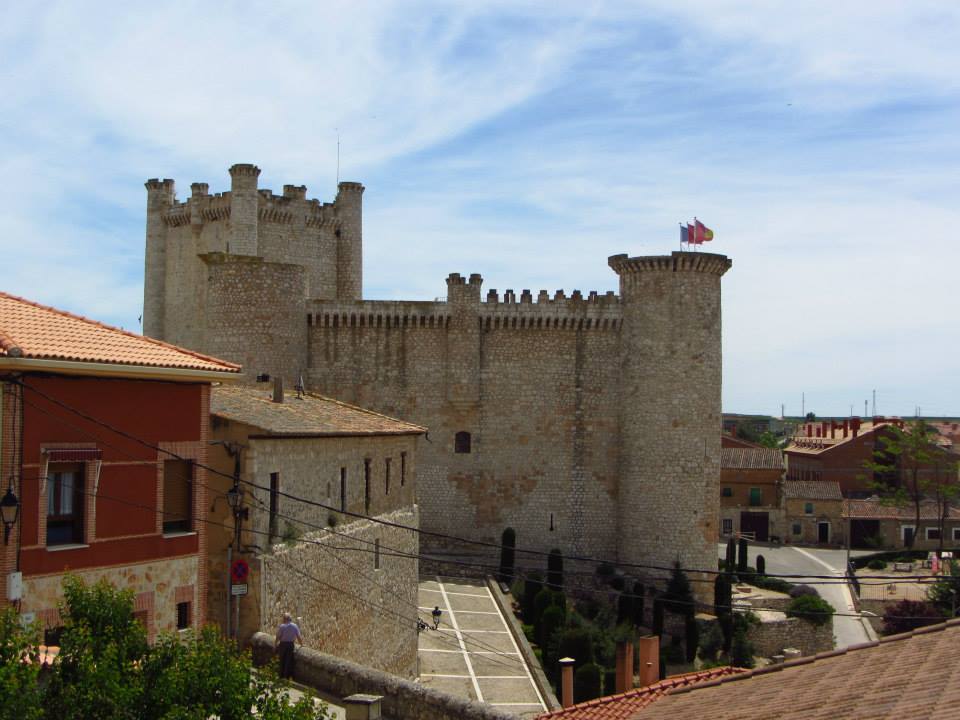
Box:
258, 508, 420, 678
749, 615, 834, 658
21, 556, 200, 641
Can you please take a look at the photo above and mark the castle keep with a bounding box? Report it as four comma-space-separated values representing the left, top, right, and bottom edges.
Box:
143, 164, 732, 592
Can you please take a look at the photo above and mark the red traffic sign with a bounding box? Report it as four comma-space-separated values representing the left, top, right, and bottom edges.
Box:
231, 558, 250, 584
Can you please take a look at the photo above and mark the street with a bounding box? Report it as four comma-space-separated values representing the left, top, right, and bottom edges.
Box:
718, 543, 876, 649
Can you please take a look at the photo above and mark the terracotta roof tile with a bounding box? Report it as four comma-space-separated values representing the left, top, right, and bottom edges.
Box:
843, 497, 960, 520
721, 447, 784, 470
537, 667, 747, 720
634, 620, 960, 720
211, 385, 426, 437
0, 292, 239, 373
784, 480, 842, 500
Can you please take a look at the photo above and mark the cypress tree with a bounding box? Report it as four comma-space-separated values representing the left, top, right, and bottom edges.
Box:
725, 537, 736, 572
737, 538, 749, 574
756, 554, 766, 576
499, 528, 516, 584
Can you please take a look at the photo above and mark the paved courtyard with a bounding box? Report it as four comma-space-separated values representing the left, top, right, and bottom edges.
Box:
418, 577, 548, 718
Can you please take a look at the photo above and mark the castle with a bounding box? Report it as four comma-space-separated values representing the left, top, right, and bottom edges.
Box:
143, 164, 732, 594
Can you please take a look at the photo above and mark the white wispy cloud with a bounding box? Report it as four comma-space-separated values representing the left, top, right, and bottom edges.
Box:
1, 1, 958, 415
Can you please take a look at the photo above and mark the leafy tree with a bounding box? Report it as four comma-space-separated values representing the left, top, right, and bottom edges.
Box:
737, 538, 749, 574
864, 420, 960, 551
927, 560, 960, 618
15, 576, 322, 720
0, 608, 43, 720
538, 605, 566, 654
498, 528, 516, 584
697, 621, 724, 664
714, 574, 733, 652
786, 595, 835, 627
758, 431, 780, 449
573, 662, 603, 703
881, 600, 944, 635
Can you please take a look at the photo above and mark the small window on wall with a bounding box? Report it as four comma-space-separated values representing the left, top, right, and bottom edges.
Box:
749, 487, 762, 506
804, 502, 814, 515
400, 452, 407, 486
364, 459, 372, 514
47, 464, 84, 545
340, 468, 347, 513
163, 459, 193, 534
953, 527, 960, 542
926, 527, 941, 541
792, 523, 802, 535
385, 458, 392, 495
176, 602, 191, 630
721, 487, 733, 498
455, 431, 471, 454
722, 518, 733, 535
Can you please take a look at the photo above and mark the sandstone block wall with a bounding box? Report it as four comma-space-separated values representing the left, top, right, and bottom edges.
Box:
260, 508, 420, 678
749, 615, 834, 658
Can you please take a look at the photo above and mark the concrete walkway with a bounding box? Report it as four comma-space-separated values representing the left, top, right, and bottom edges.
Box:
418, 577, 548, 718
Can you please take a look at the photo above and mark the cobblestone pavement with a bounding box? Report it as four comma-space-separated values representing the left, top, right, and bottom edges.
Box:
418, 577, 547, 718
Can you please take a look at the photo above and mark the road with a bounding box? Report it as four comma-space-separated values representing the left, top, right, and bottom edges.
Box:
718, 543, 876, 649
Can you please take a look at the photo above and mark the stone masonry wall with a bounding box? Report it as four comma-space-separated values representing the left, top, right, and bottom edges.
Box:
307, 292, 624, 561
749, 616, 835, 658
259, 507, 420, 678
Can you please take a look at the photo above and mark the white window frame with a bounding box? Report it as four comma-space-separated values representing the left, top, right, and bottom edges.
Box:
926, 527, 941, 541
721, 518, 733, 535
953, 527, 960, 542
901, 525, 916, 544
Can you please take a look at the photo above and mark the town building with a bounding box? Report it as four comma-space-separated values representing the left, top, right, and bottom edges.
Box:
0, 291, 239, 640
845, 497, 960, 550
783, 480, 844, 546
719, 445, 784, 542
141, 165, 733, 599
207, 383, 425, 677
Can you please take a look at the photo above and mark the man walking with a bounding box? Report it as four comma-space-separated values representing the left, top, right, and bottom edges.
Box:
275, 612, 303, 679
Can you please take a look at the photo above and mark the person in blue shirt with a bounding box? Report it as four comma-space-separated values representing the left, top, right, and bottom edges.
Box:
275, 612, 303, 679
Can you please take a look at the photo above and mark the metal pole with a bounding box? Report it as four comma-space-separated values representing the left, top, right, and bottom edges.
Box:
226, 544, 232, 639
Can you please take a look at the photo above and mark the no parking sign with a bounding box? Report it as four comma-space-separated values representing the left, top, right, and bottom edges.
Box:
231, 558, 250, 584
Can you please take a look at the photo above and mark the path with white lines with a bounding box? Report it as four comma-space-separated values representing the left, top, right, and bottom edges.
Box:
418, 578, 547, 718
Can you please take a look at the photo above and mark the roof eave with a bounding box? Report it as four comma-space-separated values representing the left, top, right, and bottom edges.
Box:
0, 356, 242, 382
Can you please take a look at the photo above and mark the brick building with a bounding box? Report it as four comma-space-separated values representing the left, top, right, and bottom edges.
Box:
0, 291, 239, 639
207, 383, 425, 677
142, 165, 733, 600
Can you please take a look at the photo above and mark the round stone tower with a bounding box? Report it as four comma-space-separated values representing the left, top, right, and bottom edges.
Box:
335, 181, 364, 300
608, 251, 732, 602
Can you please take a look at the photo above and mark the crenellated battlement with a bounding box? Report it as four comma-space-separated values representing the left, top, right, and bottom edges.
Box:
608, 250, 732, 278
307, 300, 452, 330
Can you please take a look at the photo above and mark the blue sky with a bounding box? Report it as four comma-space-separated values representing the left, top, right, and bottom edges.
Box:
2, 2, 958, 417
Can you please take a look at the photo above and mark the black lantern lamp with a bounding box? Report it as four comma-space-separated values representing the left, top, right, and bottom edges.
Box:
1, 486, 19, 545
226, 483, 242, 512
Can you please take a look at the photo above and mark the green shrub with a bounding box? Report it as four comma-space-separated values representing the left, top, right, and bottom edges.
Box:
729, 627, 755, 668
867, 558, 887, 570
556, 628, 594, 668
751, 575, 794, 594
576, 596, 601, 621
533, 588, 555, 628
573, 663, 603, 703
538, 605, 566, 650
697, 621, 724, 663
927, 560, 960, 616
786, 595, 835, 626
522, 623, 535, 644
788, 584, 820, 599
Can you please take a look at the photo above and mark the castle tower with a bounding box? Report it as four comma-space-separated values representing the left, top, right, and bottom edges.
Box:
335, 181, 364, 300
445, 273, 482, 408
143, 178, 175, 338
609, 251, 732, 601
228, 163, 261, 256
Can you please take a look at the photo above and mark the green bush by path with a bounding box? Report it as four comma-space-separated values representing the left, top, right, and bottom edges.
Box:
786, 595, 835, 626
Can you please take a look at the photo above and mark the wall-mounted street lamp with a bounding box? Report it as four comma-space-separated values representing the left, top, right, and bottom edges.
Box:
1, 486, 19, 545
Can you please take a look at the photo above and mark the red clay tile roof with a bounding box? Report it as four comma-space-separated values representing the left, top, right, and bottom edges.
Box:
784, 480, 842, 501
635, 620, 960, 720
211, 385, 426, 437
537, 667, 747, 720
721, 447, 784, 470
843, 497, 960, 521
0, 292, 240, 373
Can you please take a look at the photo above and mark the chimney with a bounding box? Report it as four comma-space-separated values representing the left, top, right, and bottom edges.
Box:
272, 376, 284, 403
559, 657, 575, 708
615, 640, 634, 693
843, 420, 849, 439
343, 694, 382, 720
638, 635, 660, 687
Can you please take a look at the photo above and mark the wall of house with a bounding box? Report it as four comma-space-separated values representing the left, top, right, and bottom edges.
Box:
749, 616, 834, 658
866, 518, 960, 550
7, 375, 208, 624
784, 498, 844, 545
719, 468, 781, 508
20, 555, 200, 641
